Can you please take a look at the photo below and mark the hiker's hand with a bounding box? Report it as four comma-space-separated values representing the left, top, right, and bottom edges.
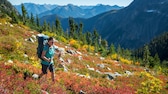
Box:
47, 58, 51, 63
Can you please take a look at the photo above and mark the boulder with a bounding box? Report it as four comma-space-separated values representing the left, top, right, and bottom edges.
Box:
114, 72, 122, 77
76, 51, 82, 55
78, 56, 82, 60
104, 72, 115, 80
8, 60, 13, 63
125, 71, 133, 77
28, 38, 34, 43
97, 64, 105, 69
32, 74, 39, 79
96, 70, 102, 74
67, 49, 76, 55
100, 57, 105, 60
88, 68, 95, 71
67, 59, 71, 64
79, 90, 86, 94
59, 57, 65, 63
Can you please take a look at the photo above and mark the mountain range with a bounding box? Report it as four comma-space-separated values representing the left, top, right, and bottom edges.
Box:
14, 3, 123, 18
82, 0, 168, 49
41, 0, 168, 49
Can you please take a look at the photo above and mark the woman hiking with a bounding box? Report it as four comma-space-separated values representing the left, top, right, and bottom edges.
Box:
39, 37, 60, 82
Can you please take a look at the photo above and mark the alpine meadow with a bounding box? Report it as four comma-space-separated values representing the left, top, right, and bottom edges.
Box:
0, 0, 168, 93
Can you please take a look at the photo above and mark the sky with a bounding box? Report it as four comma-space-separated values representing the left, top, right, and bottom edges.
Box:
8, 0, 133, 6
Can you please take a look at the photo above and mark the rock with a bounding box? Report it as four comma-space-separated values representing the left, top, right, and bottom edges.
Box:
114, 72, 122, 77
88, 68, 95, 71
107, 67, 111, 70
86, 65, 90, 68
63, 65, 68, 72
79, 90, 86, 94
125, 71, 133, 76
0, 55, 2, 60
104, 72, 122, 80
5, 60, 13, 65
65, 46, 68, 48
7, 60, 13, 64
67, 59, 71, 64
144, 68, 150, 72
76, 73, 90, 79
57, 47, 66, 55
28, 38, 34, 43
78, 56, 82, 60
67, 49, 76, 55
23, 54, 28, 58
100, 57, 105, 60
41, 90, 49, 94
104, 72, 115, 80
32, 74, 39, 79
95, 53, 98, 56
31, 35, 36, 40
58, 64, 68, 72
76, 51, 82, 55
96, 70, 102, 74
59, 57, 65, 63
97, 64, 105, 69
10, 24, 14, 27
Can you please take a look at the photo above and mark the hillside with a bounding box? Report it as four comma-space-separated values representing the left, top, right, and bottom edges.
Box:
0, 18, 168, 94
135, 32, 168, 61
0, 0, 19, 16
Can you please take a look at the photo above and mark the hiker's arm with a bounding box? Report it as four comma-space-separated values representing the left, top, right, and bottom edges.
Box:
41, 51, 51, 62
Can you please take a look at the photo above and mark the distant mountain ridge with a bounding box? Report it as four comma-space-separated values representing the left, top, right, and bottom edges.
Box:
14, 3, 57, 16
14, 3, 123, 18
82, 0, 168, 49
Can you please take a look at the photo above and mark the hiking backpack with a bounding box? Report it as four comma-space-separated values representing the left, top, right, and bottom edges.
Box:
37, 34, 49, 60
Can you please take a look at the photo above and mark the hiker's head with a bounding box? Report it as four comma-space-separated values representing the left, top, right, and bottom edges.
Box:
48, 37, 54, 46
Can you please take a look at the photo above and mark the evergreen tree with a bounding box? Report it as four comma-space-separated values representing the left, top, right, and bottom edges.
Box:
30, 13, 34, 25
124, 49, 131, 59
55, 17, 63, 36
52, 23, 56, 33
117, 45, 122, 60
11, 11, 19, 23
36, 14, 40, 27
109, 44, 116, 55
81, 33, 87, 45
153, 53, 160, 67
69, 17, 75, 38
47, 22, 51, 32
101, 39, 108, 50
86, 32, 92, 45
21, 3, 27, 24
43, 20, 47, 31
117, 45, 122, 55
99, 39, 108, 56
143, 45, 151, 67
92, 29, 99, 45
78, 22, 83, 41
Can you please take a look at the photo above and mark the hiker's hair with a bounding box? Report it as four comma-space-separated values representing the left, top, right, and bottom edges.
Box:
48, 37, 53, 41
